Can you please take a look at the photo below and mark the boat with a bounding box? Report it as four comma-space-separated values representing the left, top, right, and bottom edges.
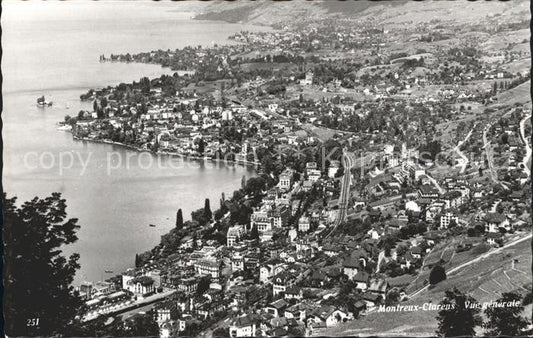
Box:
36, 96, 53, 107
57, 125, 72, 131
149, 224, 156, 227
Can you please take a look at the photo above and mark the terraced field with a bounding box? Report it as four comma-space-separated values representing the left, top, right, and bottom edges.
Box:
316, 236, 532, 337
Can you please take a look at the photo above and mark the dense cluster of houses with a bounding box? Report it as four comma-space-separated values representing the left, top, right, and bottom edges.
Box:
69, 9, 532, 337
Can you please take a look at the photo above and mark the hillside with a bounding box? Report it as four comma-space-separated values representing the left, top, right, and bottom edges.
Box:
193, 0, 331, 26
314, 236, 532, 337
192, 0, 529, 27
192, 0, 410, 26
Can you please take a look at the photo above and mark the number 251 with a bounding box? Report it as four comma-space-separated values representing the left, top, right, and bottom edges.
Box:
27, 318, 40, 327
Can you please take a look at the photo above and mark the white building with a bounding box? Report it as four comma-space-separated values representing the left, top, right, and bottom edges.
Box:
195, 260, 220, 279
328, 160, 341, 178
227, 225, 245, 247
298, 216, 311, 232
279, 169, 293, 191
308, 169, 321, 182
440, 212, 459, 229
123, 275, 155, 296
229, 315, 256, 338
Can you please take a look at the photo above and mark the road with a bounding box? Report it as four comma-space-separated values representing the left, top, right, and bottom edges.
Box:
325, 149, 354, 238
424, 174, 445, 195
483, 120, 509, 190
368, 192, 418, 209
454, 124, 476, 174
82, 289, 176, 322
519, 113, 531, 177
408, 233, 532, 298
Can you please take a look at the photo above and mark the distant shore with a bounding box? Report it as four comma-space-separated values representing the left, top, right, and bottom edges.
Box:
72, 135, 261, 169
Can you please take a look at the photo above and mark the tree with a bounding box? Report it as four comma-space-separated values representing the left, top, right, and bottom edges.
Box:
122, 313, 159, 337
241, 175, 247, 190
436, 288, 482, 337
191, 208, 209, 227
3, 193, 83, 336
192, 232, 198, 250
197, 138, 205, 154
176, 209, 183, 229
396, 244, 409, 256
244, 176, 266, 197
386, 289, 401, 305
429, 265, 447, 285
484, 292, 530, 336
213, 327, 231, 338
197, 276, 211, 295
448, 219, 458, 228
250, 223, 259, 240
204, 198, 212, 220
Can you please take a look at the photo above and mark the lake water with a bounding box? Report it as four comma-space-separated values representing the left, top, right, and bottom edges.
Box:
2, 1, 269, 284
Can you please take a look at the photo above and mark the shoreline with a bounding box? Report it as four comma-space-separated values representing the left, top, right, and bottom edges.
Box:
72, 135, 262, 169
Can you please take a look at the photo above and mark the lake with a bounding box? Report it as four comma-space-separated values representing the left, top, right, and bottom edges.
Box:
2, 1, 269, 284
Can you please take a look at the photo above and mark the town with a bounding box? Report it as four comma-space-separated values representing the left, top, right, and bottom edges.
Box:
60, 3, 532, 337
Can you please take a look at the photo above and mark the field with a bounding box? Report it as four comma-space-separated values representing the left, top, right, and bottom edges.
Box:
239, 62, 296, 72
315, 236, 532, 337
434, 117, 477, 150
491, 81, 531, 108
291, 86, 367, 102
300, 123, 340, 142
502, 58, 530, 75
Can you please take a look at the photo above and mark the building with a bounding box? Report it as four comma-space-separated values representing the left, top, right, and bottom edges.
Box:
266, 299, 289, 317
279, 169, 294, 191
353, 271, 370, 291
124, 276, 155, 296
259, 261, 286, 283
401, 161, 426, 181
177, 277, 197, 293
298, 216, 311, 232
229, 315, 257, 338
418, 184, 440, 200
306, 162, 318, 171
121, 271, 135, 291
272, 272, 295, 297
195, 260, 220, 279
309, 306, 348, 328
484, 213, 510, 233
300, 71, 314, 86
368, 279, 388, 295
308, 168, 322, 182
227, 225, 245, 247
486, 232, 503, 246
284, 304, 307, 322
231, 253, 245, 272
342, 257, 360, 280
328, 160, 341, 178
268, 205, 290, 228
442, 191, 464, 209
284, 286, 303, 301
251, 208, 273, 233
156, 308, 171, 325
440, 212, 459, 229
79, 282, 93, 300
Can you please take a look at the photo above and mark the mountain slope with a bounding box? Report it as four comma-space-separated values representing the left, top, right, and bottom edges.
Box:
193, 0, 529, 27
